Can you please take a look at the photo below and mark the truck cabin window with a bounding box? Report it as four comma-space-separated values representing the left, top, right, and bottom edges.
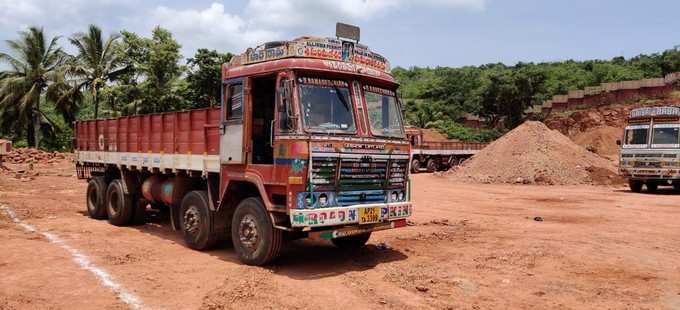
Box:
364, 86, 404, 138
298, 78, 355, 133
226, 83, 243, 120
652, 125, 680, 147
624, 126, 649, 146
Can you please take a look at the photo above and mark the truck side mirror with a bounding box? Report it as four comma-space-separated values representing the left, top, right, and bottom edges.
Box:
616, 139, 621, 146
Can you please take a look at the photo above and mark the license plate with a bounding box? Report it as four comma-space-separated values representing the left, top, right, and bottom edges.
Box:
359, 207, 380, 224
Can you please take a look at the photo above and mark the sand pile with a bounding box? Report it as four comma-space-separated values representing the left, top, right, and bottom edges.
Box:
3, 148, 67, 164
449, 121, 620, 185
421, 128, 458, 142
571, 126, 621, 162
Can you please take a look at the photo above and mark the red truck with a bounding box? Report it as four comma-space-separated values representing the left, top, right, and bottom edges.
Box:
74, 24, 413, 265
405, 127, 487, 173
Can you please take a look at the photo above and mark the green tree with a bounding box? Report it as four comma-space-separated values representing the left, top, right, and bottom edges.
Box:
184, 48, 232, 108
114, 27, 184, 113
0, 27, 69, 147
69, 24, 127, 119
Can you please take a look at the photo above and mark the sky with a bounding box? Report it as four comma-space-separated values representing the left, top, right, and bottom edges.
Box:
1, 0, 679, 68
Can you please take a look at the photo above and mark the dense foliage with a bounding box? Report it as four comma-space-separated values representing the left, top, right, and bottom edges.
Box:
394, 49, 680, 141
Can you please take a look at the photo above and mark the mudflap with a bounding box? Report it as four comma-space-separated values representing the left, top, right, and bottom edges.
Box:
308, 219, 407, 240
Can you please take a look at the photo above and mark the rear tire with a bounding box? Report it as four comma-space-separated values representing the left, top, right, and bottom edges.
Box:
411, 159, 420, 173
106, 179, 134, 226
86, 177, 108, 219
646, 182, 658, 193
331, 233, 371, 249
426, 159, 437, 173
180, 190, 217, 250
231, 197, 282, 266
629, 180, 643, 193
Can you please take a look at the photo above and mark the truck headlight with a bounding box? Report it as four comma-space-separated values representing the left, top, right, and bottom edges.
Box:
398, 191, 405, 201
391, 191, 398, 201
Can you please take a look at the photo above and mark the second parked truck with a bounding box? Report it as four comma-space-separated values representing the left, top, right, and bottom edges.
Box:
74, 25, 413, 265
619, 106, 680, 192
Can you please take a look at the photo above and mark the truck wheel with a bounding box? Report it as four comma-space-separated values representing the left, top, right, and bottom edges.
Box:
629, 180, 643, 193
646, 182, 658, 193
411, 159, 420, 173
86, 177, 108, 219
426, 159, 437, 173
180, 190, 217, 250
331, 232, 371, 249
231, 197, 282, 266
106, 179, 134, 226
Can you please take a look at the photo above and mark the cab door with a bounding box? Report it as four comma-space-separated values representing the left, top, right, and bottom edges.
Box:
220, 78, 246, 164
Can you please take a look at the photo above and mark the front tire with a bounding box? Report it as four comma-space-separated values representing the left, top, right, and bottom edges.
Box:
86, 177, 108, 219
629, 180, 643, 193
331, 233, 371, 249
231, 197, 282, 266
646, 182, 658, 193
180, 190, 217, 250
106, 179, 134, 226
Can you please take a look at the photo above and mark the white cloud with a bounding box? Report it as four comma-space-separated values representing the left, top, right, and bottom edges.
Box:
1, 0, 485, 60
147, 3, 282, 57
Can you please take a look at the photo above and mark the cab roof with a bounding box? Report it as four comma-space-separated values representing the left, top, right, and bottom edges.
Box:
222, 36, 396, 85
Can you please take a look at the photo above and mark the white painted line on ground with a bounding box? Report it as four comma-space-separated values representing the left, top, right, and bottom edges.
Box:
1, 205, 148, 310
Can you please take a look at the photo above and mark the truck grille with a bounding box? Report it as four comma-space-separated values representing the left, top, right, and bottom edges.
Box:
310, 155, 408, 192
339, 157, 387, 190
311, 156, 338, 190
388, 159, 408, 188
633, 161, 661, 168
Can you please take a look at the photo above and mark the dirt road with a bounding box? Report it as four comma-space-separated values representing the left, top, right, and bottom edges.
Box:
1, 161, 680, 309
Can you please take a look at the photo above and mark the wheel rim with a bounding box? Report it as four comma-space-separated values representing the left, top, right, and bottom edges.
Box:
87, 187, 97, 212
183, 206, 201, 236
109, 191, 120, 215
238, 214, 259, 249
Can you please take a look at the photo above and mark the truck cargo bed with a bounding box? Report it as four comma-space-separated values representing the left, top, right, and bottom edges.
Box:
75, 108, 222, 173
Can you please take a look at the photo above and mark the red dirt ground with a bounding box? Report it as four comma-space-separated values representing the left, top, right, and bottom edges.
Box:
1, 160, 680, 309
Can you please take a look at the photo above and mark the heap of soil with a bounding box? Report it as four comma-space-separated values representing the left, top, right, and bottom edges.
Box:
421, 128, 458, 142
449, 121, 620, 185
2, 148, 67, 164
571, 126, 621, 161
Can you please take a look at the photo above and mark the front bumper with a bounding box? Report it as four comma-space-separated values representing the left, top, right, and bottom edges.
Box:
290, 202, 412, 228
620, 168, 680, 180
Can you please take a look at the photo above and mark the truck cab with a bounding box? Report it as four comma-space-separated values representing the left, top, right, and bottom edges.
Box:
75, 25, 412, 265
619, 106, 680, 192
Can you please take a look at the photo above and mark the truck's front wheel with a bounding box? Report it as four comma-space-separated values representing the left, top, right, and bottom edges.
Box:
180, 190, 217, 250
231, 197, 282, 266
331, 233, 371, 249
629, 180, 643, 193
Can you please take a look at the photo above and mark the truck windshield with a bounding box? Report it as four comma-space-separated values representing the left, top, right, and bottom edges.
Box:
298, 78, 355, 133
624, 125, 649, 147
364, 86, 404, 138
652, 124, 680, 147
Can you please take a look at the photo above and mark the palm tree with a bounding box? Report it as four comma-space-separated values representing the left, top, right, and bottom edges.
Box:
0, 27, 69, 147
69, 24, 126, 119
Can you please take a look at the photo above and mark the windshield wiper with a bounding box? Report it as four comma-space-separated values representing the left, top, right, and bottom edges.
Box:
333, 85, 351, 112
